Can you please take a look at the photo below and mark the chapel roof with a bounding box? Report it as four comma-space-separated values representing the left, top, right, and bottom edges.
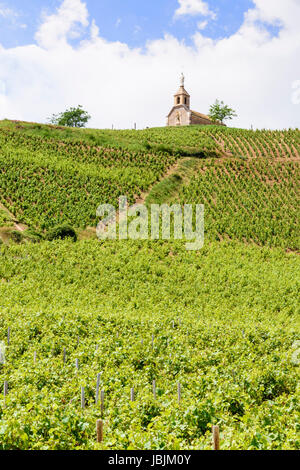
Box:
174, 85, 190, 97
190, 110, 212, 122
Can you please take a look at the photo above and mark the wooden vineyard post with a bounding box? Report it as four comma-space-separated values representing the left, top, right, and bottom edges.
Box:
153, 380, 156, 399
100, 390, 104, 417
63, 348, 66, 364
81, 387, 85, 410
130, 387, 135, 402
96, 373, 101, 404
96, 419, 103, 444
3, 381, 8, 407
177, 382, 181, 404
212, 425, 220, 450
7, 328, 10, 346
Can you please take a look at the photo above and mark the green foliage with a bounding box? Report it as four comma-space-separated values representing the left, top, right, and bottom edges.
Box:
0, 210, 14, 227
0, 120, 299, 450
46, 224, 77, 242
146, 174, 182, 206
173, 158, 300, 250
0, 125, 177, 230
9, 231, 24, 244
0, 239, 299, 450
0, 121, 299, 237
209, 99, 237, 124
23, 228, 44, 243
49, 105, 91, 128
145, 157, 200, 206
1, 119, 299, 158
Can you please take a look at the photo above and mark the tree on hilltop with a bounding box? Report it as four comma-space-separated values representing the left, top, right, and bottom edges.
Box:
209, 99, 237, 124
48, 105, 91, 128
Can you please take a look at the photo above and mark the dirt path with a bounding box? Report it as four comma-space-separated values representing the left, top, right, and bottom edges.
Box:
96, 158, 197, 235
0, 202, 28, 232
135, 160, 182, 206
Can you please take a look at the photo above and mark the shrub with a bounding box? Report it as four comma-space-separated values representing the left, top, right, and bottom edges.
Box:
10, 230, 24, 244
46, 224, 77, 242
24, 228, 44, 243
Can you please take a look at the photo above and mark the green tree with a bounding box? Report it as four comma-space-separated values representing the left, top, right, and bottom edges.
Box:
49, 105, 91, 128
208, 99, 237, 124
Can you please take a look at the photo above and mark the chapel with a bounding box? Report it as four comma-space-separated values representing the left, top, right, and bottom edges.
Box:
167, 74, 224, 127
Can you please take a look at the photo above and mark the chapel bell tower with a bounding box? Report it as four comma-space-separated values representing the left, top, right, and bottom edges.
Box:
174, 73, 190, 109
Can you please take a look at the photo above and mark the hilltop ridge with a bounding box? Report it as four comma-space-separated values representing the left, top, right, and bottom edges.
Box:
0, 120, 299, 250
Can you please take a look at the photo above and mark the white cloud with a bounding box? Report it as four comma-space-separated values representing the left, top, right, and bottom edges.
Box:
0, 0, 299, 130
292, 80, 300, 105
134, 25, 141, 35
197, 20, 208, 30
0, 2, 18, 20
0, 3, 27, 29
0, 79, 5, 94
35, 0, 89, 49
174, 0, 216, 19
0, 5, 15, 18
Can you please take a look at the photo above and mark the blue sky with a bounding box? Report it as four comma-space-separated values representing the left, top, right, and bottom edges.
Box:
0, 0, 299, 130
0, 0, 265, 49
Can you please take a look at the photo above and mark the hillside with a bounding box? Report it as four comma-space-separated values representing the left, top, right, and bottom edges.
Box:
0, 120, 299, 249
169, 158, 299, 250
0, 239, 299, 450
0, 121, 299, 450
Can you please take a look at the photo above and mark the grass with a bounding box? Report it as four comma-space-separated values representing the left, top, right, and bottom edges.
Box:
145, 158, 201, 206
0, 209, 14, 228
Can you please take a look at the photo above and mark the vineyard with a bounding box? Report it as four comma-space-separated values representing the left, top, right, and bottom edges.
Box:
0, 120, 299, 450
173, 158, 300, 250
0, 120, 299, 240
0, 123, 177, 230
1, 120, 300, 158
0, 240, 299, 450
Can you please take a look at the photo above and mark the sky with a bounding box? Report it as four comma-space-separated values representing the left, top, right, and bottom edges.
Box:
0, 0, 299, 129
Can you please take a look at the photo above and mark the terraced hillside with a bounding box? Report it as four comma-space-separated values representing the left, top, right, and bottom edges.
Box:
0, 121, 178, 231
0, 120, 299, 450
0, 120, 299, 244
171, 158, 299, 250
